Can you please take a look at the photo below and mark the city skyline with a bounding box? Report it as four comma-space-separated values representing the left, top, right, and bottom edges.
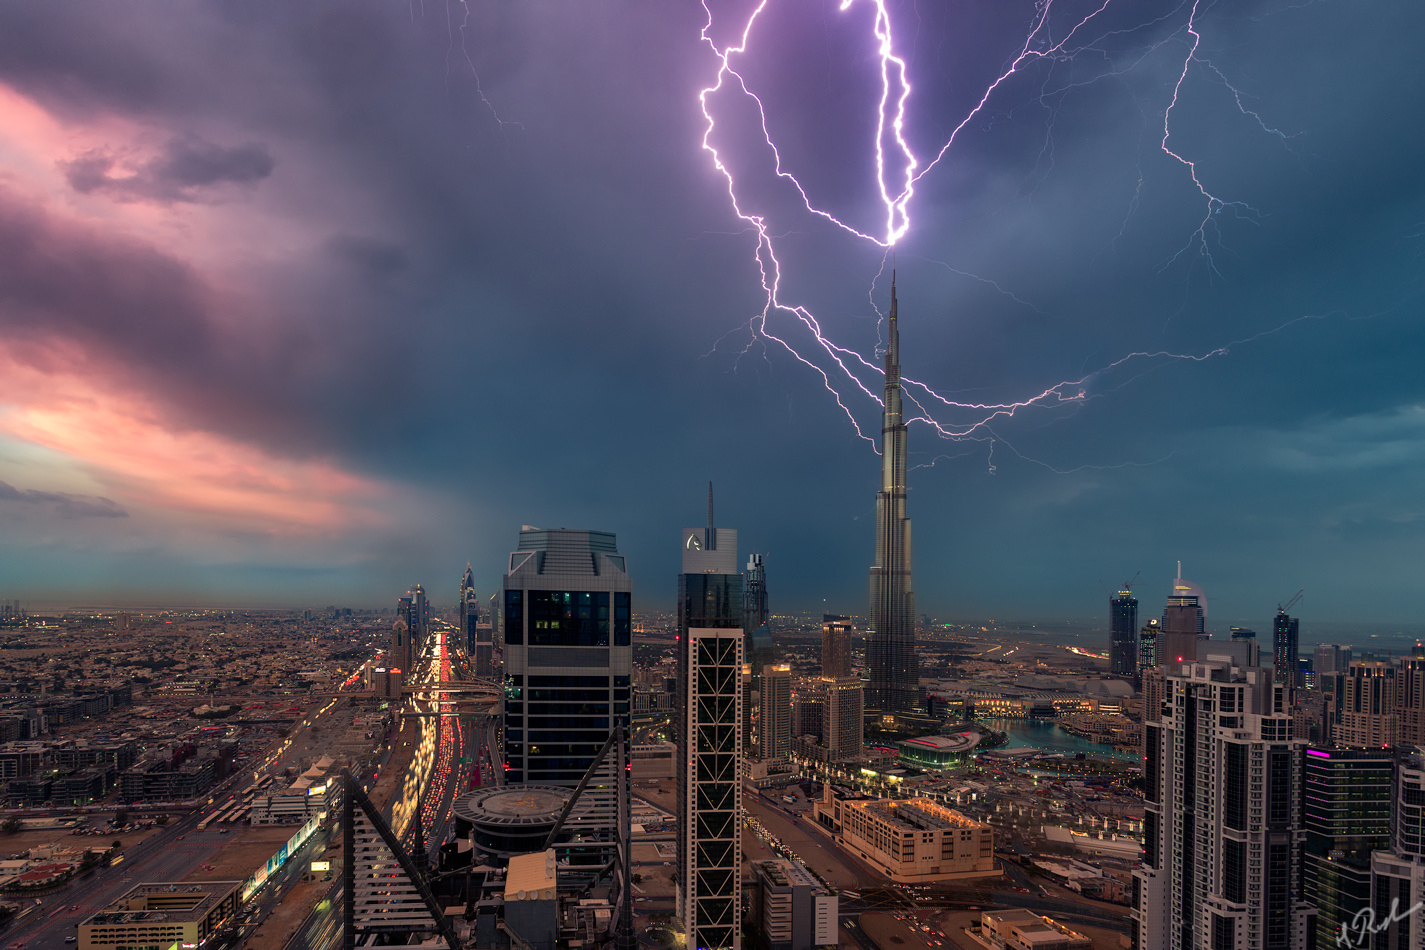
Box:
0, 4, 1422, 624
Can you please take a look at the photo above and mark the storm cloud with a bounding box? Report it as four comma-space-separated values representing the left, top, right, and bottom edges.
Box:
0, 0, 1420, 626
62, 135, 274, 203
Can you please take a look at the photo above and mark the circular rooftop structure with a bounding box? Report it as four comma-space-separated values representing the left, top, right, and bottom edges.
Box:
455, 786, 572, 827
453, 785, 591, 863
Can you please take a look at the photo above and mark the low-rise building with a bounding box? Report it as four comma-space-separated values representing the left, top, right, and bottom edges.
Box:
980, 909, 1091, 950
79, 880, 242, 950
815, 791, 995, 883
752, 858, 837, 950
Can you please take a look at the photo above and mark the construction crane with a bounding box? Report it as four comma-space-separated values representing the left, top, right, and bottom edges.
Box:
1277, 589, 1304, 615
1122, 570, 1141, 592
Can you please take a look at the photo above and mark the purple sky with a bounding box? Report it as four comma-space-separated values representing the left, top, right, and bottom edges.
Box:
1, 1, 1422, 630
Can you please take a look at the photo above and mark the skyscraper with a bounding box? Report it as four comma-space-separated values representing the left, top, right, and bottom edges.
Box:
676, 492, 743, 950
404, 584, 430, 649
501, 527, 631, 845
1273, 608, 1300, 688
1302, 747, 1392, 950
459, 563, 481, 655
390, 599, 412, 687
1370, 752, 1425, 950
1333, 659, 1397, 747
742, 552, 777, 756
1137, 619, 1160, 673
758, 664, 791, 761
1133, 656, 1311, 950
867, 275, 919, 715
821, 615, 852, 679
1159, 568, 1205, 666
820, 677, 864, 761
1110, 587, 1138, 677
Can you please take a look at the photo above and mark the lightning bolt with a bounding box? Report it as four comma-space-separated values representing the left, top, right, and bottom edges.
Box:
698, 0, 1304, 469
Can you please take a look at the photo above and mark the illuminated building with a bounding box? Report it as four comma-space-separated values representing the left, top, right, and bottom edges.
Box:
743, 553, 777, 755
867, 275, 919, 715
820, 677, 863, 762
759, 664, 791, 760
1159, 568, 1205, 666
501, 526, 631, 850
818, 794, 993, 883
1273, 609, 1300, 688
78, 881, 241, 950
821, 614, 852, 679
676, 488, 743, 950
1133, 656, 1310, 950
1110, 588, 1138, 677
389, 599, 411, 688
1369, 752, 1425, 950
1332, 659, 1397, 748
1302, 748, 1391, 950
1397, 647, 1425, 746
1137, 619, 1160, 672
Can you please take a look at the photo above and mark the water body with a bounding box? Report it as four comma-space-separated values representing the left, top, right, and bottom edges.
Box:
985, 718, 1139, 762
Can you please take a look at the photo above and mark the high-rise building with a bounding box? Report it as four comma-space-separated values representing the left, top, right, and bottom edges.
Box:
404, 584, 430, 651
1397, 647, 1425, 746
1302, 747, 1392, 950
1159, 568, 1205, 666
1273, 609, 1300, 688
1138, 619, 1160, 673
1370, 752, 1425, 950
820, 677, 864, 761
1333, 659, 1397, 748
1133, 655, 1311, 950
1312, 643, 1345, 677
501, 527, 631, 849
1111, 588, 1138, 677
389, 599, 412, 686
867, 275, 919, 715
821, 615, 852, 679
742, 552, 777, 756
676, 493, 743, 950
758, 664, 791, 761
459, 563, 483, 657
792, 686, 824, 744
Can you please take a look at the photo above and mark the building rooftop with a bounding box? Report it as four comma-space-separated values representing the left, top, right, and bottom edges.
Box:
505, 849, 557, 902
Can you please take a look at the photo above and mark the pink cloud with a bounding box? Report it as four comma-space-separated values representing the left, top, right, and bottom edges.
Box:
0, 356, 394, 537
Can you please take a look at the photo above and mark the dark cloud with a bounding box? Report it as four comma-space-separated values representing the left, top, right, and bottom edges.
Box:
0, 1, 1422, 622
0, 480, 127, 518
62, 135, 274, 203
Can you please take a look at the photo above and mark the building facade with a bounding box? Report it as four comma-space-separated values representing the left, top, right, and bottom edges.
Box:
1333, 660, 1398, 748
1301, 747, 1391, 950
759, 664, 791, 761
1133, 657, 1311, 950
752, 858, 837, 950
817, 794, 993, 883
866, 276, 919, 715
677, 499, 743, 950
821, 615, 852, 680
1111, 589, 1138, 677
501, 527, 631, 851
1273, 610, 1300, 688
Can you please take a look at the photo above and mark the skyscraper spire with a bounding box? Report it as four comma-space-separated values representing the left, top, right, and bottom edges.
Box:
868, 274, 918, 715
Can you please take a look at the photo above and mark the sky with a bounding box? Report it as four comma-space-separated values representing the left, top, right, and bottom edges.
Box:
0, 1, 1422, 630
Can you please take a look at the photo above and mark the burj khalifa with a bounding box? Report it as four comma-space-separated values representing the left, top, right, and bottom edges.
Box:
867, 274, 920, 714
